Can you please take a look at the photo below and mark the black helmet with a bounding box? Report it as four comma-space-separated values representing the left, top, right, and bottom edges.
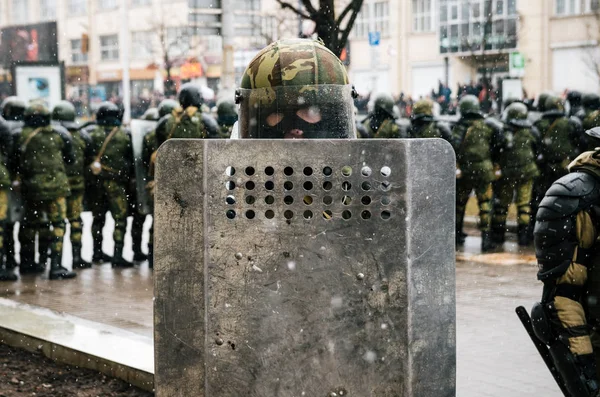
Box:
536, 92, 552, 112
1, 96, 26, 121
96, 101, 122, 126
24, 102, 51, 128
567, 90, 582, 108
217, 99, 238, 126
52, 100, 78, 129
372, 93, 396, 118
178, 83, 203, 109
158, 99, 179, 118
583, 93, 600, 111
503, 102, 531, 128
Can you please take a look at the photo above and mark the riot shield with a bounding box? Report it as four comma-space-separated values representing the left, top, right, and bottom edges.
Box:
154, 139, 456, 396
130, 119, 157, 215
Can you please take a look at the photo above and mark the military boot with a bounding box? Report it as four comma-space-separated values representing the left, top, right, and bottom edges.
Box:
38, 236, 50, 269
491, 223, 506, 245
5, 224, 17, 269
0, 255, 17, 281
112, 244, 134, 268
49, 252, 76, 280
456, 228, 467, 245
72, 244, 92, 269
481, 231, 496, 253
518, 226, 530, 247
19, 245, 46, 274
92, 239, 113, 263
133, 249, 147, 262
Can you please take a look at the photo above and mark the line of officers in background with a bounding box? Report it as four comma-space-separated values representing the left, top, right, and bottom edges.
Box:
357, 90, 600, 252
0, 83, 236, 282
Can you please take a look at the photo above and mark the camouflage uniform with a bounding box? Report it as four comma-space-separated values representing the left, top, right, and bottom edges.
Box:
531, 146, 600, 396
358, 93, 402, 139
453, 95, 504, 252
408, 99, 453, 142
85, 102, 134, 268
215, 99, 238, 138
238, 38, 356, 139
52, 100, 93, 269
0, 117, 14, 281
14, 103, 76, 280
531, 96, 581, 237
491, 102, 540, 246
1, 97, 25, 271
155, 84, 208, 147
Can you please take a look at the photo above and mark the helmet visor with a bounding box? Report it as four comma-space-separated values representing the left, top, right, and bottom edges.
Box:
239, 84, 356, 139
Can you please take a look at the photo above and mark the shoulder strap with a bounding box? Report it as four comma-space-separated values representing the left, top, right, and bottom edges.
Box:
544, 118, 562, 139
20, 127, 43, 153
166, 114, 184, 141
94, 126, 120, 163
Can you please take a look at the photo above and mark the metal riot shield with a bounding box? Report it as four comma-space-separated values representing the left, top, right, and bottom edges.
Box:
130, 119, 157, 215
154, 139, 456, 397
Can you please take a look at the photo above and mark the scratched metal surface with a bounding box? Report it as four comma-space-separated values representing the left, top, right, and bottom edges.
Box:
154, 139, 456, 397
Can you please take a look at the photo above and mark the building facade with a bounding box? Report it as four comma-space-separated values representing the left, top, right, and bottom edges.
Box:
348, 0, 600, 100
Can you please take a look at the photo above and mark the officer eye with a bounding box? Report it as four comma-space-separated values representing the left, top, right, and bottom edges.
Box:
266, 113, 284, 127
296, 107, 322, 124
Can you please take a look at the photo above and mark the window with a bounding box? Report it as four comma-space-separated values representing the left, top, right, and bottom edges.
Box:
413, 0, 434, 32
97, 0, 117, 10
40, 0, 56, 21
353, 0, 390, 38
556, 0, 599, 14
131, 31, 153, 59
71, 39, 88, 64
131, 0, 151, 5
189, 0, 221, 7
69, 0, 86, 14
166, 28, 191, 58
12, 0, 28, 24
439, 0, 517, 53
100, 34, 119, 61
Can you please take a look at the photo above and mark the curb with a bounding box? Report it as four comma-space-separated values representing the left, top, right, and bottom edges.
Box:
0, 298, 154, 392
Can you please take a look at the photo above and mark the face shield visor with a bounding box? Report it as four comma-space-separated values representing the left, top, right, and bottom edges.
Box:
238, 84, 356, 139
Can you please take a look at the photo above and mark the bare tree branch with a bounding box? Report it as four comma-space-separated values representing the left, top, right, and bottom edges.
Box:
276, 0, 312, 19
337, 1, 363, 49
300, 0, 318, 16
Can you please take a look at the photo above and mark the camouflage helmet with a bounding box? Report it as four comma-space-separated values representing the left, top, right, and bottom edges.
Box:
142, 107, 159, 121
458, 95, 482, 119
178, 83, 203, 109
502, 96, 521, 109
158, 99, 179, 118
51, 100, 78, 129
411, 99, 434, 121
372, 93, 396, 118
24, 102, 51, 127
217, 99, 238, 126
582, 92, 600, 111
237, 38, 356, 139
96, 101, 122, 126
503, 102, 531, 128
544, 96, 566, 117
1, 96, 26, 121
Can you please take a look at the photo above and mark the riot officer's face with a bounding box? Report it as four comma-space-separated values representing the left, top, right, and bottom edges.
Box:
265, 107, 323, 139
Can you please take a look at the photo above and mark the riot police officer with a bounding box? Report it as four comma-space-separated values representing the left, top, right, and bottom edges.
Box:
453, 95, 504, 252
216, 99, 238, 138
408, 99, 453, 142
52, 100, 92, 269
491, 102, 539, 246
531, 128, 600, 396
357, 93, 402, 138
14, 103, 76, 280
85, 102, 134, 268
236, 38, 356, 139
0, 117, 14, 281
143, 98, 179, 268
155, 83, 208, 147
1, 96, 26, 271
